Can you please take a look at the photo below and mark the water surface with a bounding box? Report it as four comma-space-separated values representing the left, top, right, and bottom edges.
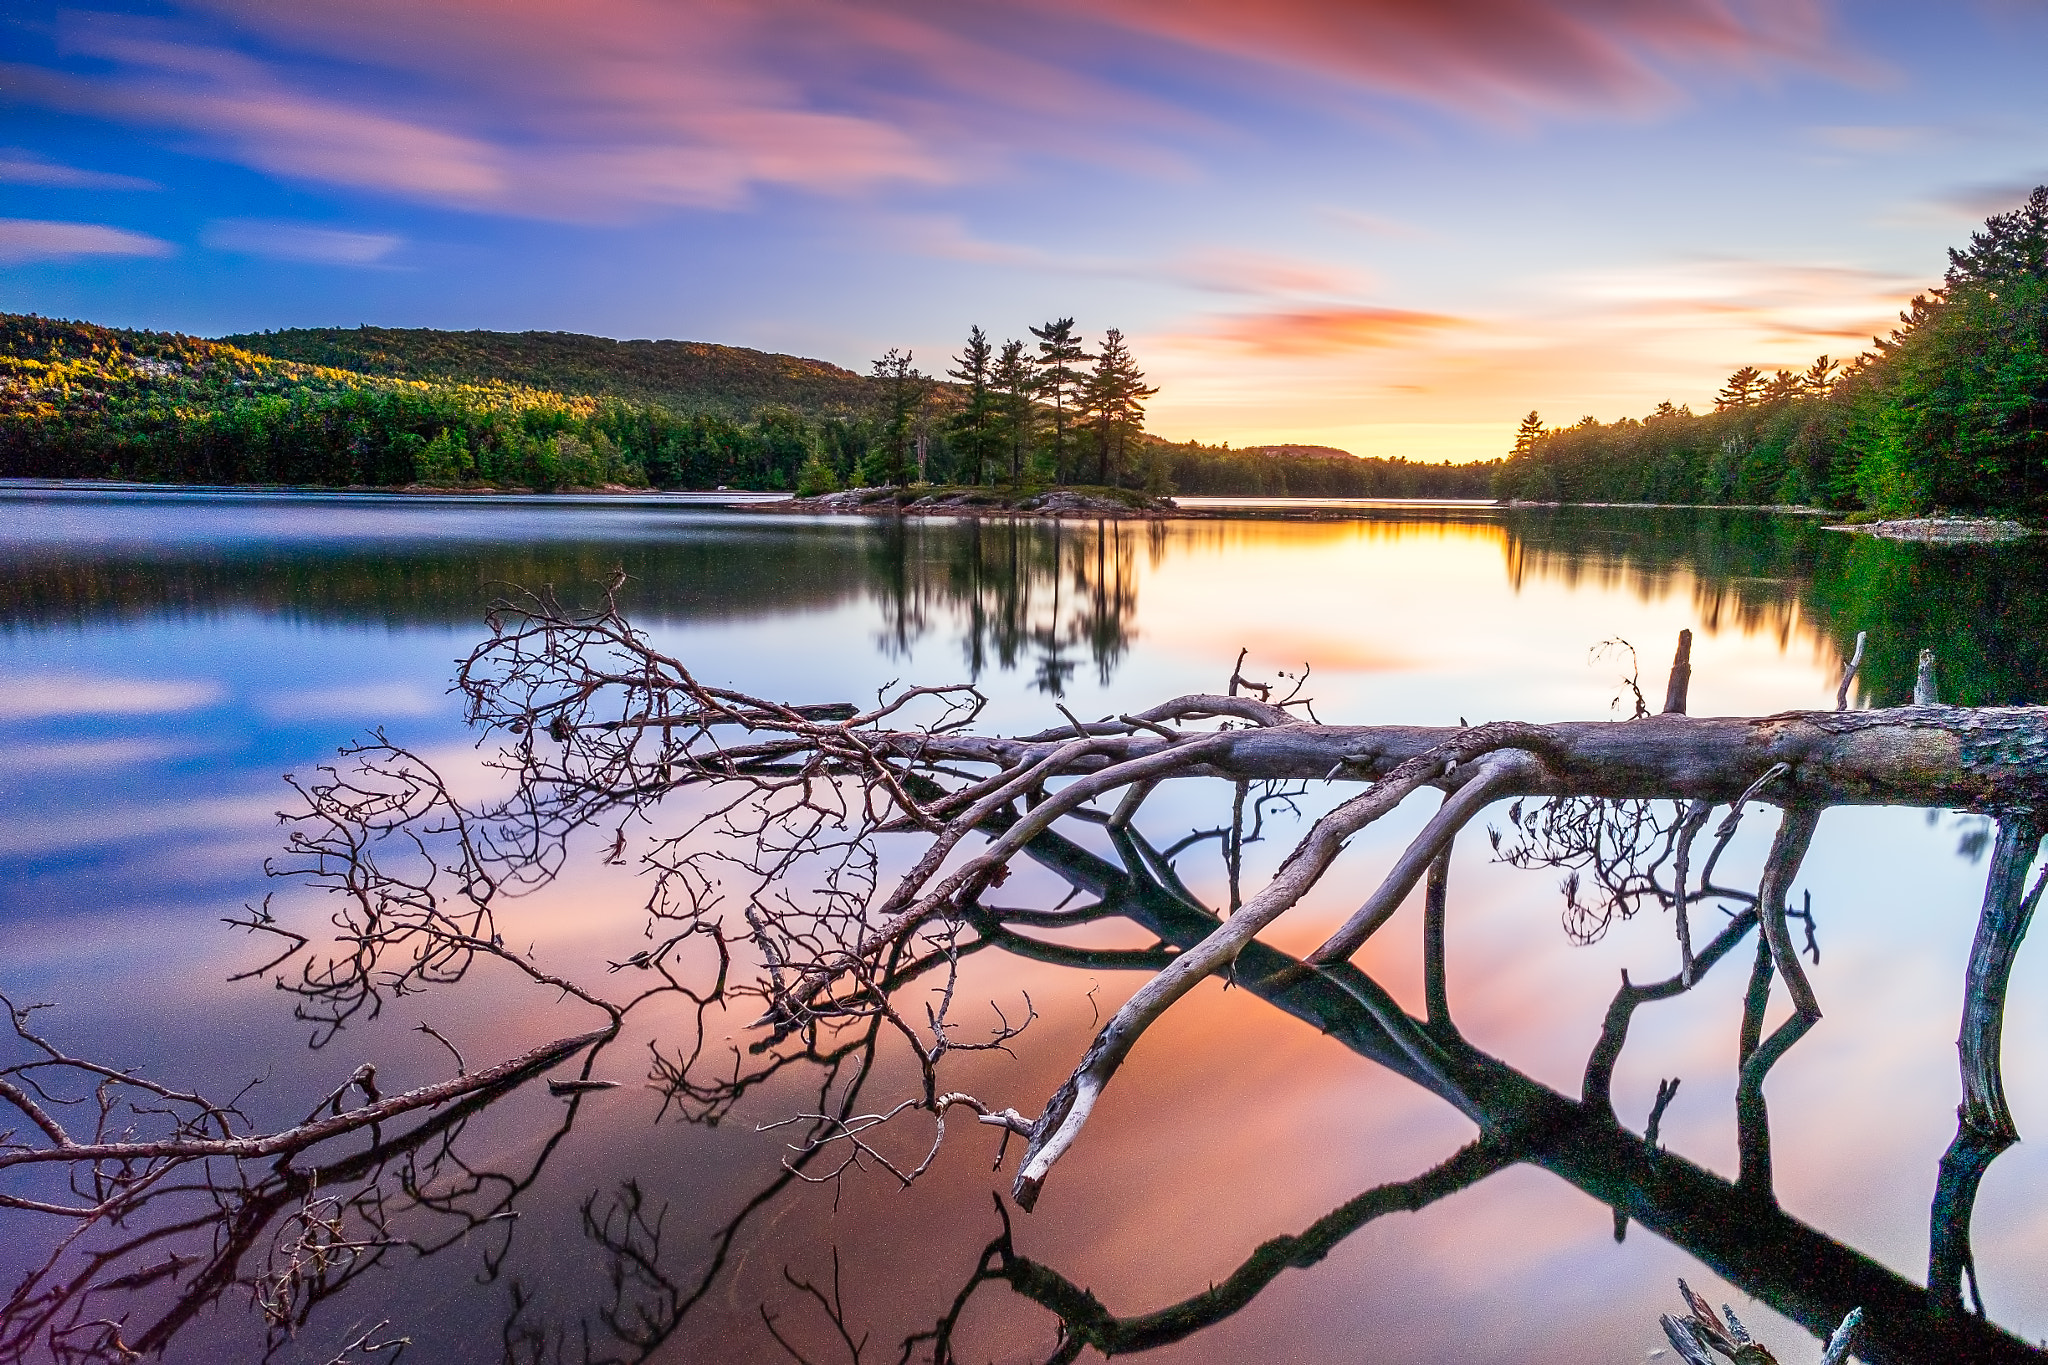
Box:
2, 489, 2045, 1363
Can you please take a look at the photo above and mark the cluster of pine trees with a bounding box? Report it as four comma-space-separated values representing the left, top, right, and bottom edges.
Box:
1496, 189, 2048, 515
803, 319, 1163, 494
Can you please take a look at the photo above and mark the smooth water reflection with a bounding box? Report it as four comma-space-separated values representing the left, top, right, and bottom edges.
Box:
2, 489, 2046, 1364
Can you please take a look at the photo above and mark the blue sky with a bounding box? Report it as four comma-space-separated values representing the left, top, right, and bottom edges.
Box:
6, 0, 2048, 457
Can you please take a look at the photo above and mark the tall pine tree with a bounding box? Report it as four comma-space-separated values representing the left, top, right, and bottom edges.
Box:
947, 325, 996, 485
1081, 328, 1158, 486
992, 339, 1034, 485
1030, 318, 1088, 484
865, 348, 927, 486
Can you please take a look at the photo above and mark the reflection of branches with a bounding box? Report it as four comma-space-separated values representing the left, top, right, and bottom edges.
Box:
909, 1141, 1513, 1365
1930, 816, 2047, 1319
0, 1015, 606, 1364
12, 588, 2048, 1365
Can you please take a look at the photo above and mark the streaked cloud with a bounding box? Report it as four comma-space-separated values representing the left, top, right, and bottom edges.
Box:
1202, 305, 1467, 355
0, 148, 158, 189
1, 1, 1859, 222
0, 218, 174, 263
1805, 123, 1930, 154
0, 673, 221, 719
1168, 248, 1375, 298
1549, 256, 1918, 348
202, 218, 402, 264
1076, 0, 1853, 120
1321, 206, 1433, 241
3, 44, 513, 207
1925, 177, 2048, 222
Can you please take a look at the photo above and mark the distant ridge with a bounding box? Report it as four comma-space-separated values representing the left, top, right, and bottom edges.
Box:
1240, 444, 1357, 461
222, 325, 875, 419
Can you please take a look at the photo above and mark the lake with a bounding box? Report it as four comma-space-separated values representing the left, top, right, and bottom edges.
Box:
2, 487, 2045, 1364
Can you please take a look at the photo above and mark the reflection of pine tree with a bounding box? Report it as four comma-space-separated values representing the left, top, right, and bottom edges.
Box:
858, 519, 1140, 694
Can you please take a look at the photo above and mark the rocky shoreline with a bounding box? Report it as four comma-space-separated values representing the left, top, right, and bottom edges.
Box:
762, 486, 1180, 518
1820, 517, 2033, 544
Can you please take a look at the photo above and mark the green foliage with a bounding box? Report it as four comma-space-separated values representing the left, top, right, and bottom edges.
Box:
795, 453, 841, 495
865, 348, 929, 486
991, 339, 1035, 485
9, 312, 1498, 498
1155, 440, 1499, 497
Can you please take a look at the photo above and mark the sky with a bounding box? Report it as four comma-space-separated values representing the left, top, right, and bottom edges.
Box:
5, 1, 2048, 460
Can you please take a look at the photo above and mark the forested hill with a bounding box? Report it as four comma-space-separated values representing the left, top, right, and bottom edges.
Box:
223, 325, 874, 419
1495, 187, 2048, 517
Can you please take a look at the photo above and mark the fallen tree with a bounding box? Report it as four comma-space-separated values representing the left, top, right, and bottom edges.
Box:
7, 592, 2046, 1363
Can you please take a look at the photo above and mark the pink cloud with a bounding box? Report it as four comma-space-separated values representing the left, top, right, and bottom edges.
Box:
0, 149, 158, 190
0, 218, 175, 263
1170, 247, 1376, 297
1204, 305, 1469, 355
1072, 0, 1849, 119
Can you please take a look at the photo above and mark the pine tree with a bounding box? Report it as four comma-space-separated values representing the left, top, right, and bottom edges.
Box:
864, 348, 927, 486
1761, 369, 1803, 404
1802, 354, 1840, 396
1030, 318, 1089, 484
1715, 366, 1765, 410
992, 339, 1034, 485
1946, 185, 2048, 287
1081, 328, 1159, 486
947, 325, 996, 486
1512, 411, 1545, 457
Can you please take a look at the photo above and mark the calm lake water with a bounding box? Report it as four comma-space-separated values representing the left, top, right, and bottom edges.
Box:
2, 488, 2046, 1363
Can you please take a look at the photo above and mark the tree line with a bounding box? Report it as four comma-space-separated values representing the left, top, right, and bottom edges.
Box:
1495, 187, 2048, 515
1, 311, 1492, 498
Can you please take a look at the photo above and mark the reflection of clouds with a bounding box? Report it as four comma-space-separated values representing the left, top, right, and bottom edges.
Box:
0, 736, 208, 774
0, 792, 281, 856
0, 672, 223, 719
254, 680, 447, 722
7, 510, 2048, 1355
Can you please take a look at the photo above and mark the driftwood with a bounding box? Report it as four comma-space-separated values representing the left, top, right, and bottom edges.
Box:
6, 579, 2046, 1363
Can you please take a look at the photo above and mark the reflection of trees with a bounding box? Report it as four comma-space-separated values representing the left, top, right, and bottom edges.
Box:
0, 508, 1145, 696
1501, 507, 2048, 707
1502, 507, 1820, 647
866, 518, 1141, 694
0, 531, 867, 629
